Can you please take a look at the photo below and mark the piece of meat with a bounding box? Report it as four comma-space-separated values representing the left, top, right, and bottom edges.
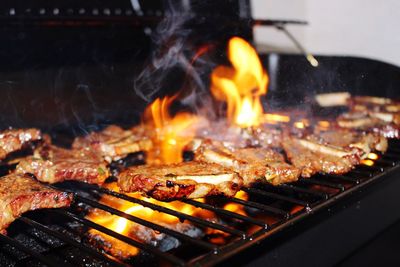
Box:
0, 173, 73, 234
194, 120, 283, 149
16, 144, 110, 184
72, 125, 153, 163
282, 135, 362, 177
348, 96, 400, 125
190, 139, 300, 186
349, 96, 400, 111
0, 128, 42, 160
337, 112, 400, 139
118, 161, 242, 201
312, 128, 388, 156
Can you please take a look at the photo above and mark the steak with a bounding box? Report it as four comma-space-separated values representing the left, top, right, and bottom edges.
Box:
118, 161, 242, 201
16, 144, 110, 184
0, 128, 42, 160
72, 125, 153, 163
0, 173, 73, 234
190, 139, 300, 186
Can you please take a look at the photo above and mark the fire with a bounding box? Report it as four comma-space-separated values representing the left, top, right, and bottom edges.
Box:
143, 95, 202, 164
86, 183, 214, 258
211, 37, 269, 128
361, 153, 379, 166
261, 113, 291, 124
224, 191, 248, 216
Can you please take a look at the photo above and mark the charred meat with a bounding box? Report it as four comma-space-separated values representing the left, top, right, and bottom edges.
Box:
190, 139, 300, 186
16, 144, 110, 184
118, 161, 242, 201
72, 125, 152, 163
0, 173, 73, 233
0, 128, 42, 160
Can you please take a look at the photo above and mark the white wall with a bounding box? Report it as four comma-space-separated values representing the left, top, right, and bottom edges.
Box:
251, 0, 400, 66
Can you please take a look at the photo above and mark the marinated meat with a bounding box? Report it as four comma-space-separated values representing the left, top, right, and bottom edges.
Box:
282, 135, 362, 177
190, 139, 300, 186
16, 144, 110, 184
348, 96, 400, 125
73, 125, 153, 163
118, 161, 242, 201
0, 128, 42, 160
194, 120, 283, 149
337, 112, 400, 139
0, 173, 73, 233
312, 128, 388, 156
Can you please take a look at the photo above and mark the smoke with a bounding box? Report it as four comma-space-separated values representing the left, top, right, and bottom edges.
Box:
133, 1, 215, 113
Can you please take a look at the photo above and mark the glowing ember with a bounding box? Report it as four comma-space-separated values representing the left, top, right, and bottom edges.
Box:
318, 120, 331, 128
261, 113, 291, 124
224, 191, 248, 216
361, 153, 379, 166
294, 121, 305, 129
211, 37, 269, 128
361, 159, 375, 166
86, 183, 214, 258
367, 152, 379, 160
143, 95, 203, 164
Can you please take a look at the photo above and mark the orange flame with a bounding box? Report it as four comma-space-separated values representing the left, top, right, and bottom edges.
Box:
86, 183, 214, 258
211, 37, 269, 128
143, 95, 202, 164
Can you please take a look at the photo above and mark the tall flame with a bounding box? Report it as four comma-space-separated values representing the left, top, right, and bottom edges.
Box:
211, 37, 269, 127
143, 95, 202, 164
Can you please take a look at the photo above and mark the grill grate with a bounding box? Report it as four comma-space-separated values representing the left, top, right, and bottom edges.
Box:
1, 141, 400, 266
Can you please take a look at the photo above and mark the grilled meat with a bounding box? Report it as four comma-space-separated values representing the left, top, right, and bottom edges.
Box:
118, 161, 242, 201
348, 96, 400, 125
190, 139, 300, 186
337, 112, 400, 139
0, 128, 42, 160
313, 128, 388, 156
0, 173, 73, 234
194, 120, 283, 149
16, 144, 110, 184
72, 125, 153, 163
282, 134, 362, 177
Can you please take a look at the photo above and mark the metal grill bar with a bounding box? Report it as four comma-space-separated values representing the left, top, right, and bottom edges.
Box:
242, 187, 309, 207
299, 178, 345, 192
75, 195, 217, 251
318, 174, 360, 184
358, 164, 384, 173
374, 158, 396, 166
228, 198, 290, 218
0, 233, 62, 267
182, 198, 268, 228
18, 216, 126, 267
53, 209, 186, 266
278, 184, 329, 200
349, 169, 373, 178
94, 186, 246, 237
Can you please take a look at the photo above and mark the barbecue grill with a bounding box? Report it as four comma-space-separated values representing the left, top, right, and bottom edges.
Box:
1, 1, 400, 266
